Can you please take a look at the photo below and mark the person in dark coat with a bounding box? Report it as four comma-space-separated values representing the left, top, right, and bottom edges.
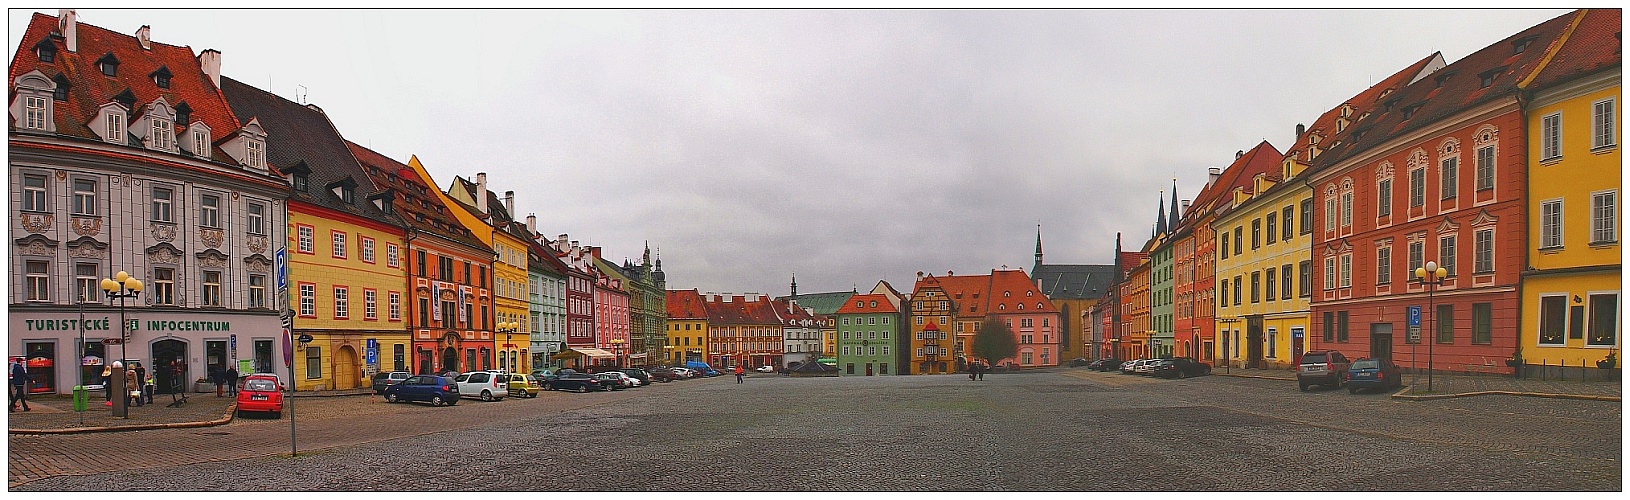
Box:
9, 359, 30, 412
132, 362, 148, 403
224, 365, 239, 396
210, 365, 224, 397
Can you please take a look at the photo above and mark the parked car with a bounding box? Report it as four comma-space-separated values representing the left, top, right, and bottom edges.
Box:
1347, 358, 1403, 393
1298, 350, 1353, 391
1153, 357, 1212, 379
507, 373, 541, 398
531, 368, 557, 381
1091, 358, 1122, 371
545, 372, 605, 392
1134, 359, 1160, 375
1119, 360, 1139, 374
370, 371, 411, 395
235, 373, 285, 418
684, 361, 721, 377
454, 371, 509, 401
382, 375, 461, 406
646, 366, 677, 383
754, 365, 775, 373
670, 367, 697, 379
620, 368, 653, 385
595, 371, 634, 389
1068, 357, 1092, 367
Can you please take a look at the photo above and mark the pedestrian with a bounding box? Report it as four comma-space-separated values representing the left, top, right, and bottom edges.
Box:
132, 362, 147, 402
143, 370, 156, 405
126, 365, 143, 407
211, 365, 223, 397
102, 365, 114, 401
9, 358, 30, 412
225, 365, 239, 397
969, 362, 977, 381
977, 361, 987, 381
734, 365, 744, 384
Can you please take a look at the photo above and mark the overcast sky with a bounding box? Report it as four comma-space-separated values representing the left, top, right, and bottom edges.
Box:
10, 8, 1572, 296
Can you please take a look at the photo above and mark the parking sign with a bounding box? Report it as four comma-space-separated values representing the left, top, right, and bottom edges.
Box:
1407, 306, 1422, 327
275, 247, 288, 292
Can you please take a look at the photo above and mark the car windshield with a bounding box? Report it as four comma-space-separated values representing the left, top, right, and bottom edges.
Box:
1352, 359, 1381, 369
1302, 354, 1328, 364
246, 379, 277, 392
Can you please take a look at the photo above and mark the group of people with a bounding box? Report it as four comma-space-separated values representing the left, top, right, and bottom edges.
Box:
967, 360, 990, 381
211, 365, 241, 397
100, 362, 157, 407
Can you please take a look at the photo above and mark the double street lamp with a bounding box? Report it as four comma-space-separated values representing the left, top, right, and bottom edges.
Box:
1218, 316, 1240, 374
1414, 261, 1449, 392
497, 321, 520, 372
100, 271, 143, 419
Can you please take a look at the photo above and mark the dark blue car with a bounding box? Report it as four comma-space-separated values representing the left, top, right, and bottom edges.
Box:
1347, 358, 1403, 394
544, 372, 606, 392
382, 375, 461, 406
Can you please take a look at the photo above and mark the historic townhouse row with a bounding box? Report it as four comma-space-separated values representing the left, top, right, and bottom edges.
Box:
10, 11, 672, 394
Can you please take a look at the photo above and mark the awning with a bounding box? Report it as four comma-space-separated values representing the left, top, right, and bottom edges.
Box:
551, 348, 616, 360
628, 353, 647, 360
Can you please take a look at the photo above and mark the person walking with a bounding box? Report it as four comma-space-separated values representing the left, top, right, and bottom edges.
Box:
126, 365, 143, 407
224, 365, 239, 397
102, 365, 114, 402
132, 362, 147, 403
143, 369, 156, 405
734, 365, 744, 384
211, 365, 224, 397
9, 358, 30, 412
977, 361, 987, 381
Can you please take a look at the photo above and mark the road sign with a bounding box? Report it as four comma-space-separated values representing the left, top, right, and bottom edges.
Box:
275, 247, 288, 292
101, 338, 123, 345
282, 327, 293, 368
366, 338, 378, 350
297, 333, 314, 344
230, 333, 237, 359
1408, 326, 1422, 343
1407, 306, 1422, 327
366, 346, 378, 365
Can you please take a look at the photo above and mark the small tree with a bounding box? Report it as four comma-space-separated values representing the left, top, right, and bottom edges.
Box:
971, 319, 1018, 365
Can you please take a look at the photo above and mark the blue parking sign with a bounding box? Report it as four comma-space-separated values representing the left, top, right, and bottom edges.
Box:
1407, 306, 1422, 327
275, 247, 288, 292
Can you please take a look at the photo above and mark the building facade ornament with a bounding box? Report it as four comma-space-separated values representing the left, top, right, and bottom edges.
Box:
70, 215, 101, 236
200, 227, 224, 249
19, 213, 53, 234
150, 222, 177, 242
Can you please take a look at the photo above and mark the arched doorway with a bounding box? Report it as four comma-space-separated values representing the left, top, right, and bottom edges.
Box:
335, 345, 359, 389
440, 333, 462, 374
150, 339, 187, 394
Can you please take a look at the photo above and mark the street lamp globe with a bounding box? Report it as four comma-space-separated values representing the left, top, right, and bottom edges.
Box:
115, 270, 129, 283
126, 277, 143, 292
101, 278, 119, 292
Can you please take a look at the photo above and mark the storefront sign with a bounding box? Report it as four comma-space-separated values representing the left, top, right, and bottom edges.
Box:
21, 318, 132, 331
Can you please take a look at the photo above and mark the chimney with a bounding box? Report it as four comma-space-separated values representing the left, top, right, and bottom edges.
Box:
557, 234, 568, 248
1235, 150, 1245, 160
1295, 123, 1306, 138
746, 293, 758, 302
475, 173, 488, 214
135, 25, 151, 50
1181, 199, 1191, 214
197, 49, 222, 88
58, 9, 77, 53
526, 214, 537, 233
1207, 167, 1221, 186
504, 190, 514, 215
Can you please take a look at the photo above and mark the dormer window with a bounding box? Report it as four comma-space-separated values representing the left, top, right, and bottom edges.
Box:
247, 139, 265, 169
292, 173, 308, 191
1478, 69, 1501, 88
151, 66, 172, 89
1403, 104, 1422, 120
51, 74, 69, 101
174, 102, 191, 126
96, 53, 119, 77
12, 71, 56, 132
103, 109, 125, 143
191, 127, 211, 157
150, 116, 174, 151
34, 41, 56, 63
1512, 37, 1535, 54
341, 186, 355, 204
21, 95, 48, 130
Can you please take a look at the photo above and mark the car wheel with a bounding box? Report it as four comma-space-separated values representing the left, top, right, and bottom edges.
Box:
386, 393, 399, 403
1299, 382, 1309, 392
1349, 386, 1358, 394
481, 390, 493, 402
432, 395, 445, 407
543, 383, 553, 391
1177, 371, 1186, 379
1202, 367, 1211, 375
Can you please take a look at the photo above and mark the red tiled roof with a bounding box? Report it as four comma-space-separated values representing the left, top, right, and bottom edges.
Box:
985, 269, 1058, 314
11, 12, 245, 165
834, 293, 900, 315
347, 140, 489, 252
1185, 140, 1284, 222
666, 289, 707, 319
703, 295, 780, 326
1524, 9, 1620, 91
1316, 10, 1579, 169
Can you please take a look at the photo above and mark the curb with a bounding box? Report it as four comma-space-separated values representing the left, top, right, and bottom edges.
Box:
9, 403, 237, 435
291, 391, 375, 398
1216, 373, 1296, 381
1391, 388, 1620, 402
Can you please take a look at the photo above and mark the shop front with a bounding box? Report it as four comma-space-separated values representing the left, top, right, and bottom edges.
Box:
9, 310, 280, 395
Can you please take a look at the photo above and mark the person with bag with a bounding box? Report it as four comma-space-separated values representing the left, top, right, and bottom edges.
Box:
126, 366, 143, 407
9, 358, 30, 412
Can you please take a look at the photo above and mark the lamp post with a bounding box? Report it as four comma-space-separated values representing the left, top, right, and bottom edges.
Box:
1414, 261, 1449, 392
100, 271, 142, 419
609, 338, 625, 368
1218, 317, 1239, 374
496, 321, 519, 372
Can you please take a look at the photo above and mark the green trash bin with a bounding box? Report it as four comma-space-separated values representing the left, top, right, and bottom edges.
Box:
72, 385, 87, 412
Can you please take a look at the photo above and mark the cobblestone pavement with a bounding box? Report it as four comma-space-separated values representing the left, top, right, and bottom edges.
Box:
11, 370, 1620, 491
7, 393, 236, 433
1213, 365, 1621, 398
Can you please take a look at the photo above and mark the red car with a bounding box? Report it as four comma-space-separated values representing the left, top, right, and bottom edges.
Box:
235, 373, 285, 418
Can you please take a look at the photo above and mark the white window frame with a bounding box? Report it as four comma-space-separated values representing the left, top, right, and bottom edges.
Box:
1340, 189, 1353, 228
389, 292, 402, 321
362, 237, 376, 263
364, 289, 378, 320
332, 231, 348, 259
1409, 168, 1426, 207
25, 260, 50, 302
1585, 291, 1619, 347
199, 193, 220, 228
1591, 190, 1617, 244
1324, 190, 1337, 231
1323, 256, 1336, 290
298, 226, 314, 254
192, 128, 211, 157
1440, 157, 1458, 200
334, 286, 349, 319
104, 111, 124, 144
1536, 293, 1568, 346
201, 270, 222, 307
23, 95, 47, 130
1474, 229, 1495, 274
1541, 112, 1562, 160
1593, 98, 1616, 150
153, 267, 176, 306
151, 187, 173, 223
1439, 235, 1457, 276
1408, 239, 1424, 277
150, 116, 173, 151
1339, 253, 1352, 288
247, 202, 265, 235
1376, 178, 1392, 217
1376, 245, 1392, 285
1475, 145, 1496, 191
21, 174, 47, 212
247, 139, 265, 169
299, 284, 316, 317
75, 262, 99, 304
249, 274, 266, 309
1540, 199, 1564, 249
71, 178, 97, 216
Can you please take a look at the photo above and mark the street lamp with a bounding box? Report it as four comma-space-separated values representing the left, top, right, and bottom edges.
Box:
496, 321, 519, 372
609, 338, 625, 368
1218, 316, 1239, 374
100, 271, 142, 419
1414, 261, 1449, 392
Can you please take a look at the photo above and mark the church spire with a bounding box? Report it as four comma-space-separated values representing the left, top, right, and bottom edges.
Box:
1169, 178, 1181, 227
1155, 189, 1168, 235
1034, 223, 1043, 270
790, 273, 798, 299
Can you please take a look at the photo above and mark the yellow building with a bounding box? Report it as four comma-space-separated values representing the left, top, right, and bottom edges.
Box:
1519, 9, 1620, 374
665, 289, 709, 365
444, 173, 532, 374
1211, 143, 1307, 370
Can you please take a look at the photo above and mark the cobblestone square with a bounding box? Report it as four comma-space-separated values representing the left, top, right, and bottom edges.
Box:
10, 369, 1620, 491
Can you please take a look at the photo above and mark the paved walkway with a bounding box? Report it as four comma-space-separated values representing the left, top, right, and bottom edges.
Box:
1211, 366, 1621, 400
7, 393, 236, 434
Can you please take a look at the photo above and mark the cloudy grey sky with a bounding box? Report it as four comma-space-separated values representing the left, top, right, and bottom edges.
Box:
10, 8, 1571, 296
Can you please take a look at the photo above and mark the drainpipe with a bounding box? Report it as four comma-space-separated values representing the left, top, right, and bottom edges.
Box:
1513, 89, 1533, 376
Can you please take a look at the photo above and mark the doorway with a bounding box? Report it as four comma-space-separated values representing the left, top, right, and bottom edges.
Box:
253, 339, 274, 374
442, 347, 459, 374
151, 339, 187, 394
1291, 328, 1305, 366
1246, 316, 1264, 368
335, 345, 359, 389
1370, 323, 1394, 361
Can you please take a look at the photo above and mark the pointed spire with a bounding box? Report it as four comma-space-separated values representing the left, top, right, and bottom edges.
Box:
1034, 223, 1043, 270
1155, 190, 1168, 235
790, 273, 798, 299
1169, 178, 1180, 227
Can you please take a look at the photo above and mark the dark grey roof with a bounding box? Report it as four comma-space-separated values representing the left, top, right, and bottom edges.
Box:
220, 76, 400, 228
1032, 264, 1116, 300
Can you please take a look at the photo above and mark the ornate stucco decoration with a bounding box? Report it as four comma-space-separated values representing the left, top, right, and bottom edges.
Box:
71, 216, 102, 236
247, 234, 268, 254
244, 254, 272, 274
146, 242, 184, 265
19, 213, 53, 234
151, 222, 177, 242
66, 236, 109, 259
196, 248, 229, 269
15, 234, 58, 256
200, 227, 224, 249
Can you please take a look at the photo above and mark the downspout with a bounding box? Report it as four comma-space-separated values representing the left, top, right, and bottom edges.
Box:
1301, 171, 1317, 355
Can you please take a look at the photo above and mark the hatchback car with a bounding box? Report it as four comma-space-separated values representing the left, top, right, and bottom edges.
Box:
382, 375, 460, 406
755, 365, 775, 373
1298, 350, 1353, 391
1153, 357, 1212, 379
595, 371, 633, 390
235, 373, 284, 418
371, 371, 411, 394
507, 373, 542, 398
1347, 358, 1403, 393
455, 371, 509, 401
670, 367, 696, 379
546, 372, 605, 392
620, 368, 653, 385
646, 367, 677, 383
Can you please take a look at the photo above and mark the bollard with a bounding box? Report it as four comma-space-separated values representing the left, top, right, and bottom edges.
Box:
72, 385, 87, 412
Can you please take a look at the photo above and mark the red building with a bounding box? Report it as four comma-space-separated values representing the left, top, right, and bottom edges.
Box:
351, 143, 495, 375
546, 235, 598, 352
1305, 12, 1578, 373
703, 294, 785, 369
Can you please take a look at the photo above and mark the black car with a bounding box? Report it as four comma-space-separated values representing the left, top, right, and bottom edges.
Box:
619, 368, 652, 385
1068, 358, 1092, 367
1088, 358, 1121, 371
544, 372, 605, 392
1152, 357, 1211, 379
